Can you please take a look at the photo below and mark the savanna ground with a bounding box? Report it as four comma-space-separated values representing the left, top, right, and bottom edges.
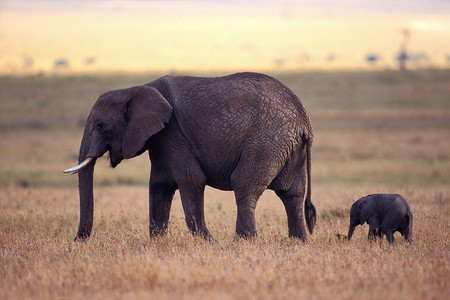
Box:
0, 69, 449, 299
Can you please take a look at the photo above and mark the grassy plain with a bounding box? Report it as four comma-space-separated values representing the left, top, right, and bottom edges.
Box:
0, 69, 449, 299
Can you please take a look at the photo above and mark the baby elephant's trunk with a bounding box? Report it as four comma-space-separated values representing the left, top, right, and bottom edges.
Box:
347, 224, 355, 241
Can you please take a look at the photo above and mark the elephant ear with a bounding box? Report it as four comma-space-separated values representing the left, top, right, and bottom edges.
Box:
122, 86, 173, 159
359, 197, 377, 224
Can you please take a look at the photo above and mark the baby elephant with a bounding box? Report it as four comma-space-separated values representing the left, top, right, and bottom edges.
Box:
347, 194, 413, 244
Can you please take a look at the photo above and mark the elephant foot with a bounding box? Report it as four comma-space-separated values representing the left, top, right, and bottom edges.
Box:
73, 235, 89, 242
288, 231, 307, 242
149, 227, 167, 238
190, 230, 214, 242
234, 231, 257, 242
235, 226, 257, 238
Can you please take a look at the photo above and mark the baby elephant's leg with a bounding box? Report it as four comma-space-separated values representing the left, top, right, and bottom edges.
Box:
400, 213, 413, 243
400, 227, 410, 241
367, 216, 380, 240
375, 228, 383, 239
384, 231, 395, 245
381, 210, 406, 245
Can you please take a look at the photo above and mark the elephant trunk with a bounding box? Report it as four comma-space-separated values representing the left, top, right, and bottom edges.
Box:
74, 134, 97, 240
347, 224, 355, 241
76, 158, 96, 240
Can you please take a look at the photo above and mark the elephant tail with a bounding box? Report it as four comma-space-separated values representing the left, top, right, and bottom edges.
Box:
304, 137, 316, 234
406, 211, 413, 243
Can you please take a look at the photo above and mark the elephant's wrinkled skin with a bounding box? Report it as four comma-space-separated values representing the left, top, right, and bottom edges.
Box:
65, 72, 316, 241
347, 194, 413, 244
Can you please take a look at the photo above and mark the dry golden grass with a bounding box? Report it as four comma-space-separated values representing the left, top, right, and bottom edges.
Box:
1, 70, 449, 299
1, 186, 448, 299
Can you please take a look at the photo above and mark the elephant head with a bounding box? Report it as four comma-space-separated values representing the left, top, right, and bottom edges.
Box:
347, 197, 376, 240
64, 85, 172, 240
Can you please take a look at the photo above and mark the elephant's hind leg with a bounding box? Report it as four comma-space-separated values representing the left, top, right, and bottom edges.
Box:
271, 154, 308, 241
400, 214, 413, 243
233, 191, 260, 238
276, 183, 307, 241
231, 152, 282, 238
385, 231, 395, 245
400, 223, 412, 243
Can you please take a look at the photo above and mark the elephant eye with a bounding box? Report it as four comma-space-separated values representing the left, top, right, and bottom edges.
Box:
96, 122, 104, 130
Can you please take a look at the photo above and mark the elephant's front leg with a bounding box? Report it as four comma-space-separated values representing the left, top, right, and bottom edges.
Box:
367, 217, 380, 240
177, 163, 211, 239
179, 184, 211, 239
149, 183, 176, 237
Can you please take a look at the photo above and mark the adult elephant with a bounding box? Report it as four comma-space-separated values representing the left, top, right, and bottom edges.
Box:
64, 72, 316, 241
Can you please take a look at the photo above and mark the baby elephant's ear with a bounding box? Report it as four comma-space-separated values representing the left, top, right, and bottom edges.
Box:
122, 86, 173, 159
359, 198, 376, 224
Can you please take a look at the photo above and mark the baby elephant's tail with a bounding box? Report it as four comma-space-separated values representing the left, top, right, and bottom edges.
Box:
406, 212, 413, 243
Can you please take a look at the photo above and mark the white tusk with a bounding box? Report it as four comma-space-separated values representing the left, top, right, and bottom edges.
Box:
63, 157, 94, 174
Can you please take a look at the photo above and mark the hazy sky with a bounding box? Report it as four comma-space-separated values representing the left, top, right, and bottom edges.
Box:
1, 0, 449, 73
2, 0, 450, 14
